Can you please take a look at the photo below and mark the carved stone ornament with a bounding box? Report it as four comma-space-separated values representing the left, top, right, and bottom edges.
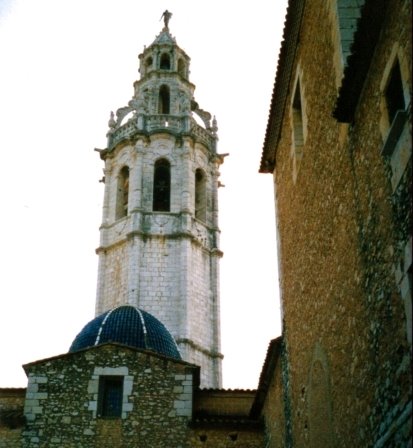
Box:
116, 106, 134, 126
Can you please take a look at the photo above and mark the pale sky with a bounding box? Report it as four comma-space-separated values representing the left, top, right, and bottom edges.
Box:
0, 0, 287, 389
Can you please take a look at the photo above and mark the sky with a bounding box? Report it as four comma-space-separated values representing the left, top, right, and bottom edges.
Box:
0, 0, 288, 389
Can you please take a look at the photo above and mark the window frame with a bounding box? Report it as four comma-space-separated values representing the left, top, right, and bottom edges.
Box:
158, 85, 170, 114
153, 158, 171, 212
379, 44, 410, 143
384, 58, 406, 127
97, 375, 124, 419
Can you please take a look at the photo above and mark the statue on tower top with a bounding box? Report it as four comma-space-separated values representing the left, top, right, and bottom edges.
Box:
160, 10, 172, 29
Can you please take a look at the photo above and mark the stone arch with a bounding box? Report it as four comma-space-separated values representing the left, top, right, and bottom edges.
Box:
160, 53, 171, 70
307, 343, 335, 447
153, 158, 171, 211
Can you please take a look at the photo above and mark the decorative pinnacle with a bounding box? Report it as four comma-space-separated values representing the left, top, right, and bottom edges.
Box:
160, 10, 172, 29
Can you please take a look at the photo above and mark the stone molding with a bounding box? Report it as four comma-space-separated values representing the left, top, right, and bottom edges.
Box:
176, 338, 224, 360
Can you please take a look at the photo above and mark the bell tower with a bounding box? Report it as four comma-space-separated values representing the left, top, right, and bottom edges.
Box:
95, 13, 225, 387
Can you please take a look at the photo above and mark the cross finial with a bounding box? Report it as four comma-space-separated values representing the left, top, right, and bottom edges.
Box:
160, 10, 172, 29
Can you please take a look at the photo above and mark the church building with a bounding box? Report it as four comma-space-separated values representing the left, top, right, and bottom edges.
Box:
0, 2, 411, 447
0, 13, 266, 448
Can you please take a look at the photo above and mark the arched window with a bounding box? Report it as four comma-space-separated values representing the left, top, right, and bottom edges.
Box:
153, 159, 171, 212
178, 58, 186, 77
116, 166, 129, 219
195, 169, 206, 222
160, 53, 171, 70
158, 85, 170, 114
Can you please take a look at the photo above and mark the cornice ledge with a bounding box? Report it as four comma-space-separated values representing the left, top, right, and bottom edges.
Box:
176, 338, 224, 360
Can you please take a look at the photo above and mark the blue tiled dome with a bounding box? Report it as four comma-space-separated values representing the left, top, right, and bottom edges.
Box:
69, 305, 181, 360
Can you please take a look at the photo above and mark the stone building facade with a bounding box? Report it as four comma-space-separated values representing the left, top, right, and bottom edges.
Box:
0, 17, 264, 448
260, 0, 412, 446
18, 343, 263, 448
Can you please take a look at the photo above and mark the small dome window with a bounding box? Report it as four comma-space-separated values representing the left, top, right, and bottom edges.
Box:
160, 53, 171, 70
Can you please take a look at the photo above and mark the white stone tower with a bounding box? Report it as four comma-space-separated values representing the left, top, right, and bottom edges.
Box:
94, 14, 225, 388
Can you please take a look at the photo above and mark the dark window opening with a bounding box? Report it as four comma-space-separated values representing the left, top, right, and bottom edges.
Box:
195, 169, 207, 222
160, 53, 171, 70
292, 80, 304, 147
158, 85, 170, 114
116, 166, 129, 220
153, 159, 171, 211
98, 376, 123, 418
385, 60, 405, 125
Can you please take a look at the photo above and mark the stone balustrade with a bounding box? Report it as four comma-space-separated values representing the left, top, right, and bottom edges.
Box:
108, 115, 216, 151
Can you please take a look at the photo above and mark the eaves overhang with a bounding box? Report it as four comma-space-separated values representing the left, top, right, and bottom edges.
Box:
249, 337, 282, 419
334, 0, 388, 123
259, 0, 306, 173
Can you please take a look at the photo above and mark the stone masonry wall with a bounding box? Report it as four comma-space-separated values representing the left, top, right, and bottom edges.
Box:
0, 388, 25, 448
21, 345, 265, 447
344, 1, 412, 444
270, 0, 411, 446
136, 236, 183, 334
188, 427, 264, 448
194, 389, 256, 417
273, 2, 367, 443
95, 133, 223, 387
22, 345, 196, 448
262, 361, 285, 448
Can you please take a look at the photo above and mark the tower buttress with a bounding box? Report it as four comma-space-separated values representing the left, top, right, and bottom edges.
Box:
95, 18, 225, 388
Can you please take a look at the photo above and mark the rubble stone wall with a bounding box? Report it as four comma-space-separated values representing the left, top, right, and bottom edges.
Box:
269, 0, 411, 446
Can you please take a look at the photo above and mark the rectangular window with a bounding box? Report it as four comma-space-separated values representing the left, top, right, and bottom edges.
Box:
98, 376, 124, 418
385, 60, 405, 126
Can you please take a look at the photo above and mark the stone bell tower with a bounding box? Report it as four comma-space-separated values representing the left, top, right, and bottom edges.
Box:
94, 13, 225, 388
